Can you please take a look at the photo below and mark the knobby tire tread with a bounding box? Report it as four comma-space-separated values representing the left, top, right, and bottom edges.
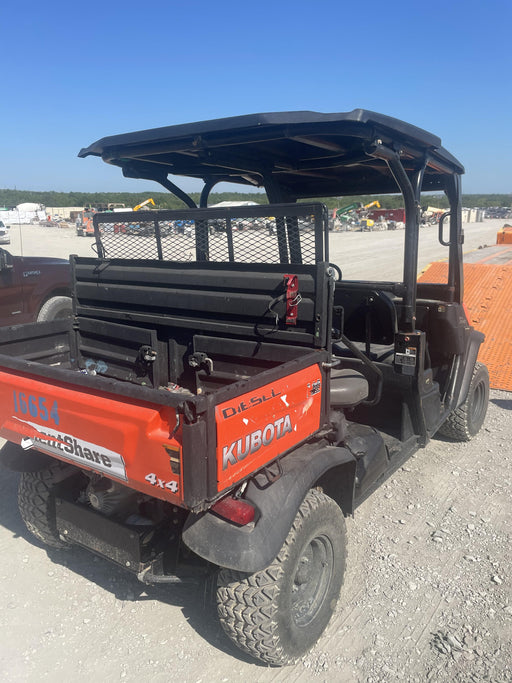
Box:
216, 489, 346, 665
438, 362, 489, 442
18, 461, 72, 549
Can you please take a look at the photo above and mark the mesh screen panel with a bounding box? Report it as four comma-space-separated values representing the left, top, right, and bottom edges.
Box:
93, 204, 328, 265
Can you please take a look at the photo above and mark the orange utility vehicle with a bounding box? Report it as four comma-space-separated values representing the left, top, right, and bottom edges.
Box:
0, 110, 489, 665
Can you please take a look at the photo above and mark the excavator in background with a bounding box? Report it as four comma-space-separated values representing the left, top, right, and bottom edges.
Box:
133, 198, 156, 211
111, 199, 158, 235
358, 200, 381, 229
333, 200, 381, 230
77, 200, 156, 236
362, 200, 381, 211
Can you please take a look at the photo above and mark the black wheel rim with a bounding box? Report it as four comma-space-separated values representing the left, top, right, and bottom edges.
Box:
291, 534, 334, 628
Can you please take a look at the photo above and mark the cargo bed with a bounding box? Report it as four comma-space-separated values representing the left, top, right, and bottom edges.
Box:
0, 253, 333, 510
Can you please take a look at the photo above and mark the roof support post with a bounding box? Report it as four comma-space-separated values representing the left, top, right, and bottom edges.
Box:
388, 154, 421, 332
264, 177, 293, 264
156, 177, 198, 209
200, 179, 218, 208
443, 174, 464, 303
368, 142, 423, 332
119, 162, 198, 209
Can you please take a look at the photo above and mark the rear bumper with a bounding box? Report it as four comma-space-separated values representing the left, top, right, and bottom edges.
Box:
55, 497, 208, 583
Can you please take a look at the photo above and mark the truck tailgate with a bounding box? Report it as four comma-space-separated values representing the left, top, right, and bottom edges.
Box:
0, 369, 184, 505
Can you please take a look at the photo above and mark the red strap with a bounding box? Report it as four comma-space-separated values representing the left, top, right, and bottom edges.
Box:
283, 274, 300, 325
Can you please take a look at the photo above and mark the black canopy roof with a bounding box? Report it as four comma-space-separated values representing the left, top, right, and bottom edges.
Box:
79, 109, 464, 199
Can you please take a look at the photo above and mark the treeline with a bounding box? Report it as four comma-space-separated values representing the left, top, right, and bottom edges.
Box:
1, 188, 510, 211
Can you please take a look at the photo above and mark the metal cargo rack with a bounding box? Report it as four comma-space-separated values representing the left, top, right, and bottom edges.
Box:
92, 203, 329, 265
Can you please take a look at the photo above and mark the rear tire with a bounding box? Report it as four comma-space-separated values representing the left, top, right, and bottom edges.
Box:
216, 489, 346, 665
37, 296, 72, 322
18, 461, 75, 548
438, 362, 489, 441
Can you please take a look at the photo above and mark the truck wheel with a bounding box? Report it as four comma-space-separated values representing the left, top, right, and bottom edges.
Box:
216, 488, 346, 665
438, 362, 489, 441
37, 296, 72, 322
18, 460, 75, 549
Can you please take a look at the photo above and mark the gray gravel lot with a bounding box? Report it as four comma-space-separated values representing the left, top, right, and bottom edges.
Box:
0, 219, 510, 682
4, 218, 507, 275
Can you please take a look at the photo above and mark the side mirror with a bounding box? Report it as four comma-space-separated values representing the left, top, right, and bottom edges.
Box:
0, 250, 13, 271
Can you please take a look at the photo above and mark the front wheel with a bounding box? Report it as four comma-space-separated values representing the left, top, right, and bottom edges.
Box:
438, 361, 490, 441
216, 488, 346, 665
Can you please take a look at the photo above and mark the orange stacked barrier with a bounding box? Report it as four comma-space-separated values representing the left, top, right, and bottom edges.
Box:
419, 262, 512, 391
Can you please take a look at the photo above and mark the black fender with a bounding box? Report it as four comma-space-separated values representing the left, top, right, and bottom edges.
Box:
455, 329, 485, 409
182, 444, 356, 573
0, 441, 54, 472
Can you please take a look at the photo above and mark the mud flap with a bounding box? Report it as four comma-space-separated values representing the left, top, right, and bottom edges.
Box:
455, 329, 485, 409
182, 444, 356, 573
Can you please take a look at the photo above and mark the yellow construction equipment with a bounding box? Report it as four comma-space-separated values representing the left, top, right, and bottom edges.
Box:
133, 198, 156, 211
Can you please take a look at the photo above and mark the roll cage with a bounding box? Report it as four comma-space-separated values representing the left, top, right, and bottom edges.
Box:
80, 109, 466, 328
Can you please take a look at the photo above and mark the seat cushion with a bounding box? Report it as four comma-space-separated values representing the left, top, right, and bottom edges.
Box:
330, 368, 369, 407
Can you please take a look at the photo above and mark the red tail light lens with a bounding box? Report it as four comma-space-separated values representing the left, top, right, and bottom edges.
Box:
211, 496, 255, 526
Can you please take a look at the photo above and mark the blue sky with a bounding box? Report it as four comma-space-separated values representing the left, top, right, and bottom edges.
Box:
2, 0, 511, 195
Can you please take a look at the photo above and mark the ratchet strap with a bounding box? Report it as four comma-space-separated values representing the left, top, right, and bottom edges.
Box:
283, 274, 301, 325
263, 274, 302, 330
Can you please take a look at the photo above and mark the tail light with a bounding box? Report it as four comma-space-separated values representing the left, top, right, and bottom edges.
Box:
211, 496, 255, 526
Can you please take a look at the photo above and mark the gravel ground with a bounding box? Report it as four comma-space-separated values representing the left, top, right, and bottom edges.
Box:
0, 218, 510, 682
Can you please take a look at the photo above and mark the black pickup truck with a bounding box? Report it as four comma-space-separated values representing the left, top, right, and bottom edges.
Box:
0, 110, 489, 666
0, 248, 71, 325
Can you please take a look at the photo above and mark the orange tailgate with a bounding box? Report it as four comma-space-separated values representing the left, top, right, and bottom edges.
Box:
215, 364, 323, 490
0, 370, 184, 504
